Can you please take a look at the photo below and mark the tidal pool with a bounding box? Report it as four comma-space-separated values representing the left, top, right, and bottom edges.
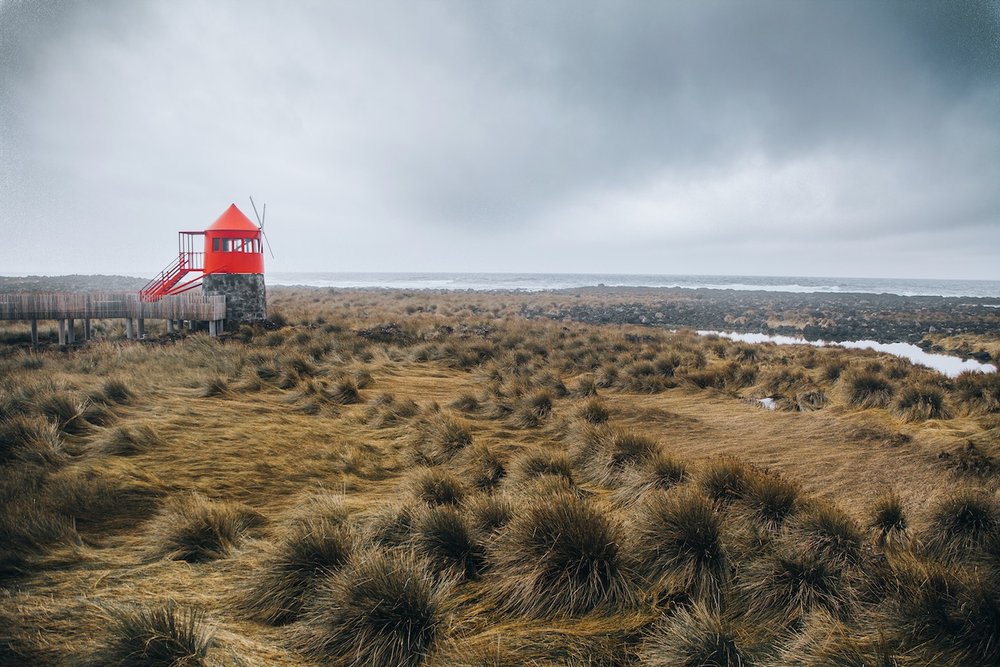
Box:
697, 331, 997, 378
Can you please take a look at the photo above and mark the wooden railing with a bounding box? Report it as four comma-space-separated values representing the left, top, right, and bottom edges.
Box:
0, 292, 225, 321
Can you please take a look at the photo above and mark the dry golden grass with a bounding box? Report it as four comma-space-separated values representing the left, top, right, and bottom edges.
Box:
1, 287, 998, 665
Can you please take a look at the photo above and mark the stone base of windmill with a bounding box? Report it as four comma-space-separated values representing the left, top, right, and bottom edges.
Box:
202, 273, 267, 326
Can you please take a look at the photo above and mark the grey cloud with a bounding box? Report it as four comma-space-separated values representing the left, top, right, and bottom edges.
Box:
1, 0, 998, 278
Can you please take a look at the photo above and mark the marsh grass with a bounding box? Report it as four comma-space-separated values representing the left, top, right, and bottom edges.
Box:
2, 287, 998, 665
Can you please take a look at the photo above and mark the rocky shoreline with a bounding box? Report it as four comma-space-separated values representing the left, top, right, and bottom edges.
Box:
519, 287, 1000, 350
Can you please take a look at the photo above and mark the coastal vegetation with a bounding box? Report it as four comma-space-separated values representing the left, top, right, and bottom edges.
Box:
1, 287, 999, 665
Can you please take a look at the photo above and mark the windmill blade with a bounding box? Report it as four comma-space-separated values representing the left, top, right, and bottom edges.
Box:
249, 195, 263, 227
262, 203, 266, 228
261, 227, 275, 259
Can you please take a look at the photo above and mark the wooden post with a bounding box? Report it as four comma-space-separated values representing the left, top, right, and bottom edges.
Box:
84, 319, 91, 340
209, 320, 218, 337
67, 318, 75, 345
31, 319, 38, 348
137, 318, 145, 339
125, 318, 134, 340
58, 319, 67, 347
166, 319, 174, 334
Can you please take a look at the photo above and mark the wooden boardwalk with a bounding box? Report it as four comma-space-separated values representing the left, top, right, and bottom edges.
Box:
0, 292, 227, 345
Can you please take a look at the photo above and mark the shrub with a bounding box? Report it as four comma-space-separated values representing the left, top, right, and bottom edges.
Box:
408, 468, 469, 506
410, 505, 487, 580
783, 504, 864, 568
699, 457, 754, 505
845, 372, 894, 409
146, 494, 263, 563
868, 491, 908, 549
893, 384, 950, 421
632, 489, 730, 606
91, 602, 213, 667
639, 602, 753, 667
489, 493, 635, 617
244, 518, 355, 625
918, 489, 1000, 563
297, 551, 451, 667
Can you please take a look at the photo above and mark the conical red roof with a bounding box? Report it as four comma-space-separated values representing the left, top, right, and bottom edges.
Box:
207, 204, 259, 232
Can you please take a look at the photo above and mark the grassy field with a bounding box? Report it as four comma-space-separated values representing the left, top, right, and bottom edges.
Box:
2, 288, 999, 666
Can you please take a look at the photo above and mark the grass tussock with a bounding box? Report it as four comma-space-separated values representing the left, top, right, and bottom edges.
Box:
639, 602, 753, 667
845, 371, 894, 409
868, 490, 909, 549
918, 488, 1000, 562
611, 449, 688, 508
146, 494, 264, 563
699, 457, 755, 505
632, 488, 730, 606
409, 504, 487, 580
781, 504, 864, 568
458, 443, 506, 491
489, 492, 636, 617
297, 550, 452, 667
579, 397, 610, 424
582, 428, 660, 487
0, 414, 64, 467
92, 423, 163, 456
893, 384, 950, 421
505, 448, 576, 491
736, 549, 851, 626
408, 468, 469, 506
415, 414, 473, 464
243, 518, 356, 625
738, 471, 801, 532
90, 602, 214, 667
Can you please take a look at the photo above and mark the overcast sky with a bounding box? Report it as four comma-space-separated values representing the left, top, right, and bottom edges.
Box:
2, 0, 999, 279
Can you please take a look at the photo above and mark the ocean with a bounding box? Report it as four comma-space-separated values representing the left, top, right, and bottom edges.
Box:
268, 272, 1000, 299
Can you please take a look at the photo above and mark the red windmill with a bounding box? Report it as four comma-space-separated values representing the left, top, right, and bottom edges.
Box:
140, 203, 266, 301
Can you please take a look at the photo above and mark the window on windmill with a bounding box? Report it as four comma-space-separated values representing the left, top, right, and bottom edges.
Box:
223, 238, 232, 252
213, 238, 220, 252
